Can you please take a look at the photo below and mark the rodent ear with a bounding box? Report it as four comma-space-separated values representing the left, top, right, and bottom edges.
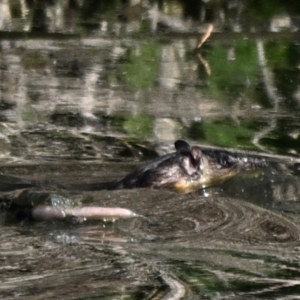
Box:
181, 147, 202, 175
175, 140, 190, 152
182, 156, 198, 175
191, 146, 202, 162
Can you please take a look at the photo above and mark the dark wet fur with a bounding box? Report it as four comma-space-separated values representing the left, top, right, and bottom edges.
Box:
0, 141, 268, 194
62, 140, 268, 193
118, 152, 187, 189
116, 140, 268, 192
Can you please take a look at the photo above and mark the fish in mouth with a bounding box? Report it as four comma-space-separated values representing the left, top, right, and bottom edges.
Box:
116, 140, 268, 193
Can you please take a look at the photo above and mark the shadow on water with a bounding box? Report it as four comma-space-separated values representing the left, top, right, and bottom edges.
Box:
1, 0, 300, 299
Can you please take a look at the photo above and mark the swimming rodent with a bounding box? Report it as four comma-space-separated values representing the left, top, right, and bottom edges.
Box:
38, 140, 268, 194
95, 140, 268, 194
0, 140, 268, 195
0, 140, 269, 221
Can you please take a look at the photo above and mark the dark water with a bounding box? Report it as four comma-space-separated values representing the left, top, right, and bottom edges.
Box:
1, 1, 300, 299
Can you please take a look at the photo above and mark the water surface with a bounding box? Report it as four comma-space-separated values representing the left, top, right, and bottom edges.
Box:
1, 1, 300, 299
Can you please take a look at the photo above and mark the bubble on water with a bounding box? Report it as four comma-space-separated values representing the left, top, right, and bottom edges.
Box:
50, 232, 78, 244
50, 193, 75, 210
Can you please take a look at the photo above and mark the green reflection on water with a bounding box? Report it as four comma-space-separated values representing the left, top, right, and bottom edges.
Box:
265, 41, 289, 69
175, 262, 286, 297
21, 108, 39, 122
123, 115, 153, 140
206, 40, 259, 102
176, 266, 227, 294
122, 42, 160, 89
188, 119, 256, 149
175, 263, 272, 295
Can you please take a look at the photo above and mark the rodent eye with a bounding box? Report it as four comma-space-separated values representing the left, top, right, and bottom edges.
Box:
218, 157, 231, 167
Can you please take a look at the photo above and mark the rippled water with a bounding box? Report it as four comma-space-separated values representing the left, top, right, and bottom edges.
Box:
1, 160, 300, 299
1, 1, 300, 299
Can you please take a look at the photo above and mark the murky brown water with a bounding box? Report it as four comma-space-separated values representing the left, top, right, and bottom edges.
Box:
1, 160, 300, 299
1, 0, 300, 299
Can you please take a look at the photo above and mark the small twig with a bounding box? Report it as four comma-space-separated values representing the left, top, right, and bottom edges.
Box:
197, 23, 214, 48
197, 53, 211, 75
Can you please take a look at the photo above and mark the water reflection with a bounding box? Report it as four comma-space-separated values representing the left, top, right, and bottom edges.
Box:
1, 35, 300, 160
1, 25, 300, 156
1, 0, 300, 299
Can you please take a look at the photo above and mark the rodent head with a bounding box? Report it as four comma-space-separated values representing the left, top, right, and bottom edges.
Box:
175, 140, 203, 176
